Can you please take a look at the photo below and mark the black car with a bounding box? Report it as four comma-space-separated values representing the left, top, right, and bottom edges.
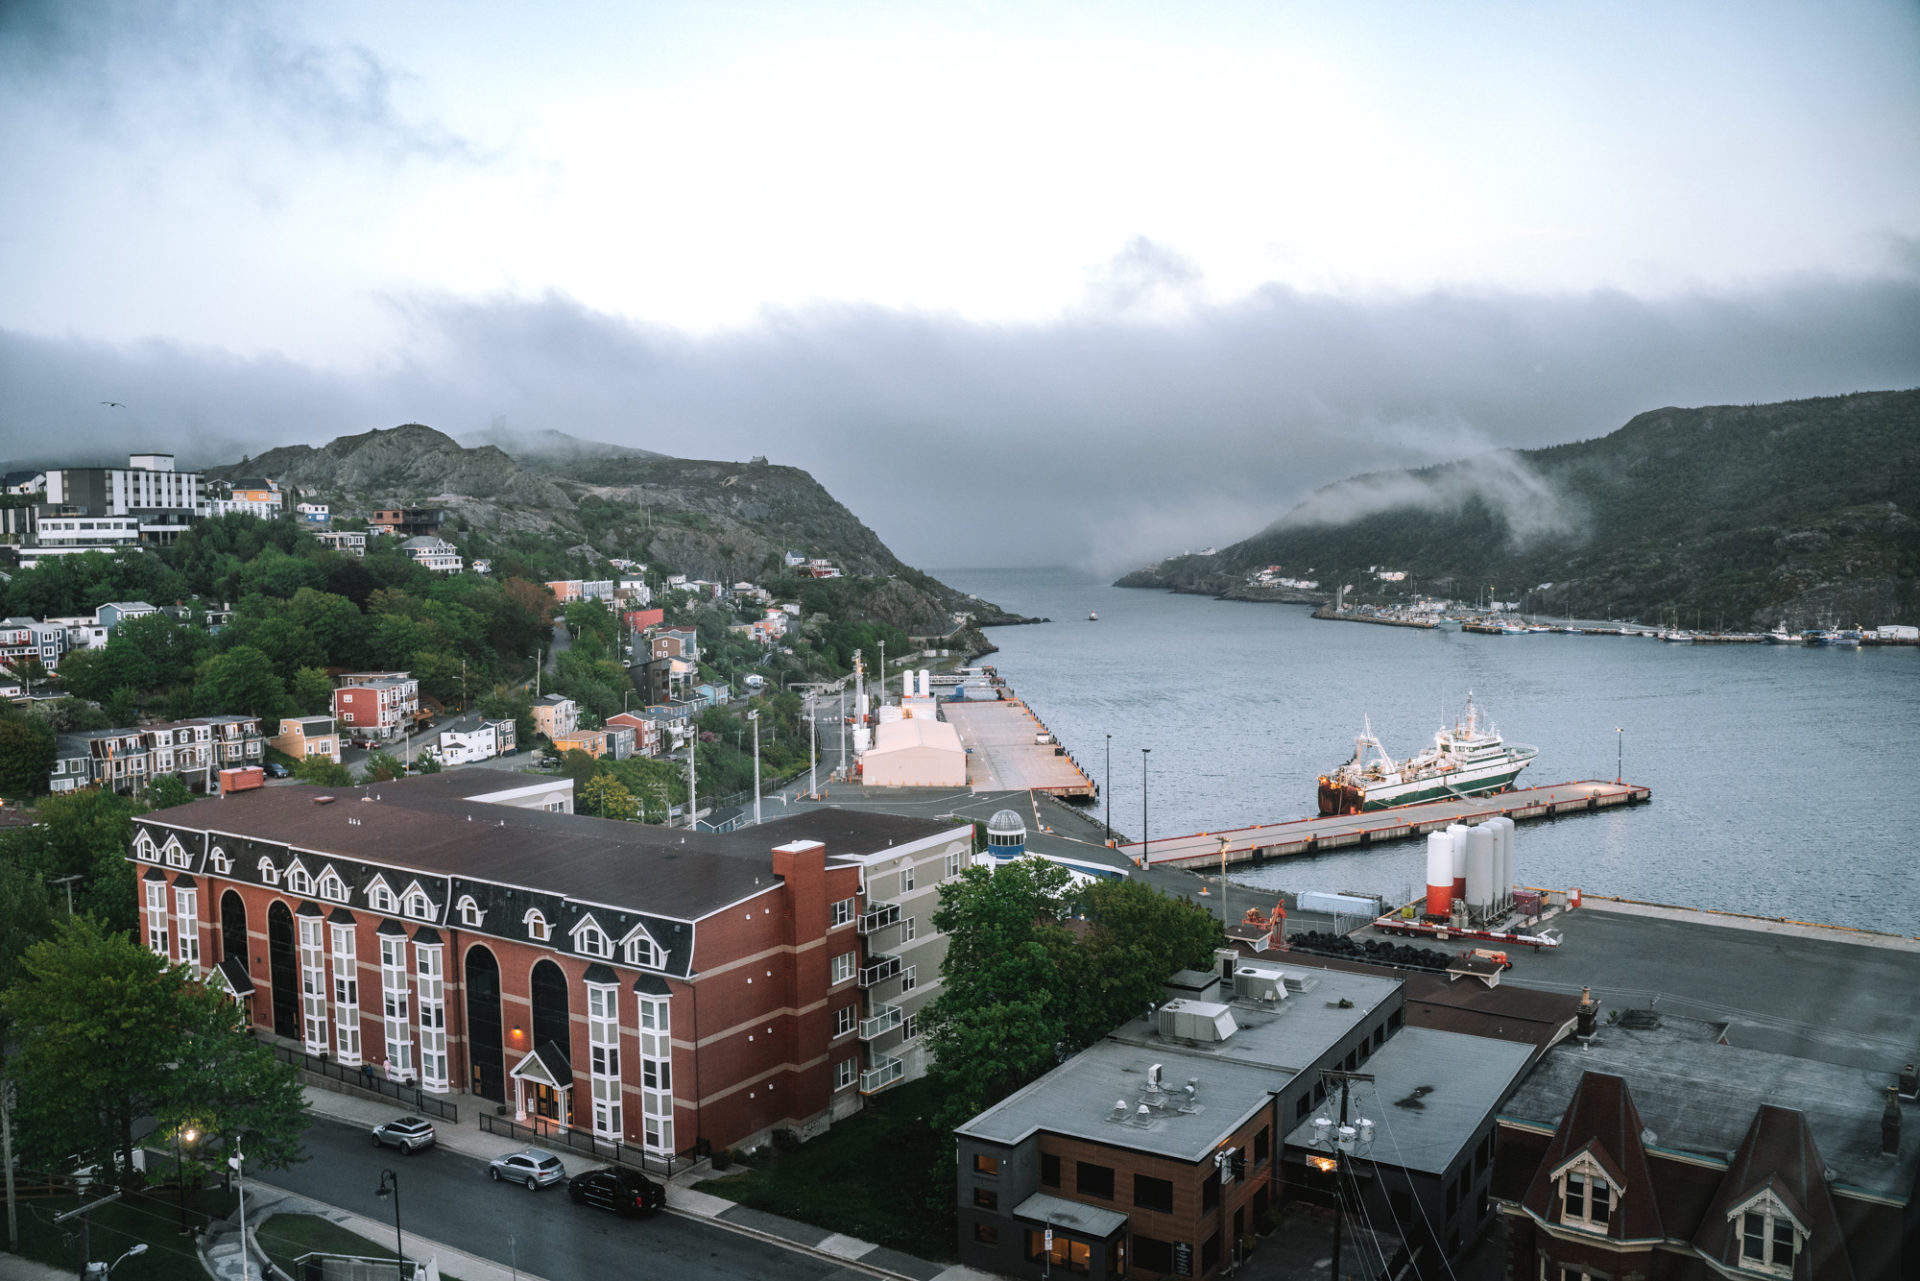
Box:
264, 762, 290, 778
566, 1166, 665, 1218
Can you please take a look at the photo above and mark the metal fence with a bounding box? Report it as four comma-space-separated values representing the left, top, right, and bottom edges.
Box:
272, 1044, 459, 1122
478, 1110, 690, 1177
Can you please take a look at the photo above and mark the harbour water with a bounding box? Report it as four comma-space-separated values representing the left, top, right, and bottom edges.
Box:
938, 566, 1920, 934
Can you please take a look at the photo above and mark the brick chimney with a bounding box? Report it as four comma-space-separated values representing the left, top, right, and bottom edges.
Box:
1576, 985, 1598, 1038
1883, 1086, 1901, 1156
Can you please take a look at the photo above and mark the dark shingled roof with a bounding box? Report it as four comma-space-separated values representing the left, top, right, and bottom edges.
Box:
152, 773, 955, 923
1693, 1106, 1856, 1281
1520, 1071, 1666, 1243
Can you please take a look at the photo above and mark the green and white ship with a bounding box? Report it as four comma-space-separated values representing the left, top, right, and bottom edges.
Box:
1317, 693, 1537, 815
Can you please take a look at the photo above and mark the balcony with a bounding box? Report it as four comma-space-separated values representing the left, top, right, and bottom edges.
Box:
860, 1056, 904, 1095
858, 956, 901, 988
859, 1003, 903, 1040
858, 902, 901, 935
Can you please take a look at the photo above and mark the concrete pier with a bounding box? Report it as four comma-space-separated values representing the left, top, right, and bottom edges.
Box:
1125, 780, 1651, 867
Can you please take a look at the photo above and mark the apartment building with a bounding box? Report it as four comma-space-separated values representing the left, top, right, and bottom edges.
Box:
333, 672, 421, 740
270, 715, 343, 764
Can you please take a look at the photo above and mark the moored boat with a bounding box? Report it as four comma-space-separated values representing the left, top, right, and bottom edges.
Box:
1316, 692, 1538, 816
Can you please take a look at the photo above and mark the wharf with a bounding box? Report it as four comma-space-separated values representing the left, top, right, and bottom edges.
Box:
1311, 605, 1437, 629
942, 697, 1097, 797
1123, 780, 1650, 868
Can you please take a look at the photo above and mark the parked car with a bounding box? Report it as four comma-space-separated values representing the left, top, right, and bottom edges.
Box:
370, 1116, 436, 1153
488, 1149, 566, 1189
566, 1167, 665, 1218
263, 762, 290, 778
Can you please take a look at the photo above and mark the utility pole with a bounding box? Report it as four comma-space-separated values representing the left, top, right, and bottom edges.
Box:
55, 1190, 121, 1281
1104, 734, 1111, 844
687, 721, 697, 830
749, 709, 761, 826
807, 691, 817, 799
49, 874, 81, 916
2, 1077, 17, 1252
1312, 1070, 1375, 1281
1141, 748, 1151, 864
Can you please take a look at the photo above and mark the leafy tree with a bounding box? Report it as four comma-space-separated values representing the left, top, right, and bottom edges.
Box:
578, 772, 638, 820
361, 752, 404, 783
104, 685, 140, 729
1063, 879, 1224, 1047
0, 788, 142, 934
294, 757, 353, 787
0, 717, 56, 798
161, 977, 310, 1172
2, 655, 50, 695
415, 753, 442, 775
194, 646, 285, 718
26, 696, 110, 733
290, 666, 335, 716
478, 683, 535, 748
145, 775, 197, 810
559, 749, 600, 789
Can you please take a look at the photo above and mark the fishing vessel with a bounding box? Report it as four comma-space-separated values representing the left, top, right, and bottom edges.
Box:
1316, 693, 1538, 815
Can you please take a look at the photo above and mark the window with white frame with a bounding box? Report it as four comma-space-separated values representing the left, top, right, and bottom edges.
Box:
415, 943, 447, 1092
525, 909, 550, 941
286, 862, 314, 897
1735, 1192, 1804, 1274
381, 936, 413, 1082
257, 857, 278, 885
835, 1058, 857, 1089
901, 916, 917, 944
1557, 1157, 1616, 1231
624, 930, 664, 969
899, 862, 915, 892
900, 965, 917, 994
457, 896, 483, 927
834, 1005, 856, 1037
164, 838, 190, 869
298, 916, 329, 1054
945, 849, 962, 879
317, 868, 348, 903
830, 897, 855, 927
831, 951, 856, 984
638, 995, 673, 1153
174, 886, 200, 973
403, 887, 433, 920
587, 984, 622, 1138
330, 922, 361, 1064
368, 879, 397, 914
135, 831, 159, 862
902, 1012, 920, 1041
144, 881, 170, 957
574, 919, 612, 959
210, 846, 231, 875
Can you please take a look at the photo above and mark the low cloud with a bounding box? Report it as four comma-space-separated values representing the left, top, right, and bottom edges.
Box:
1274, 450, 1586, 548
3, 270, 1917, 573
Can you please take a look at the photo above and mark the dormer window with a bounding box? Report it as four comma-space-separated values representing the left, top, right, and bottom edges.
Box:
163, 837, 190, 869
1732, 1190, 1804, 1275
316, 868, 349, 903
1557, 1157, 1616, 1231
402, 885, 434, 920
458, 895, 484, 927
572, 916, 611, 959
210, 846, 231, 875
258, 857, 279, 886
368, 878, 397, 914
623, 926, 664, 969
525, 909, 550, 942
135, 831, 159, 862
285, 862, 314, 897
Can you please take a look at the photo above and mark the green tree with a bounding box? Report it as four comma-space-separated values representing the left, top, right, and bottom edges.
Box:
144, 775, 197, 810
162, 977, 310, 1172
478, 683, 535, 751
922, 859, 1079, 1133
360, 752, 404, 783
578, 772, 638, 820
558, 749, 600, 789
103, 685, 140, 729
0, 717, 56, 798
290, 666, 335, 715
0, 788, 142, 934
194, 646, 285, 718
294, 757, 353, 787
1063, 879, 1225, 1047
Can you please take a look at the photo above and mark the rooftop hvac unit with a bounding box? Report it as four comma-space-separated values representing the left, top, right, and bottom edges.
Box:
1156, 998, 1238, 1043
1233, 962, 1290, 1003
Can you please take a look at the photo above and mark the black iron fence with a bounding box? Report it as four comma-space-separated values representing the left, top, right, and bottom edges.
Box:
272, 1044, 459, 1122
478, 1110, 689, 1177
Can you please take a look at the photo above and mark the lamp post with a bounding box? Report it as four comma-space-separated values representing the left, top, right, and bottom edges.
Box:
749, 709, 762, 826
1140, 748, 1151, 864
89, 1243, 148, 1281
1614, 726, 1623, 786
1104, 734, 1111, 844
376, 1169, 404, 1277
174, 1126, 198, 1235
229, 1150, 249, 1281
1218, 836, 1231, 928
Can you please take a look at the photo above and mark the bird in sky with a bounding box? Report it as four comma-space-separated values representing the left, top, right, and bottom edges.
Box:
101, 400, 124, 408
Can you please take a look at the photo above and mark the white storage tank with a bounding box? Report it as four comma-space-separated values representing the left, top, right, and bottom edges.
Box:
1446, 823, 1469, 898
1425, 831, 1453, 918
1465, 823, 1494, 915
1495, 816, 1516, 909
918, 669, 931, 697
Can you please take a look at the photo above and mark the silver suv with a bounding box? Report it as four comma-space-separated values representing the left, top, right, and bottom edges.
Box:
370, 1117, 437, 1153
488, 1149, 566, 1190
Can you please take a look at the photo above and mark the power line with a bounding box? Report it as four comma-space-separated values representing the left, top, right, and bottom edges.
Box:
1369, 1105, 1461, 1281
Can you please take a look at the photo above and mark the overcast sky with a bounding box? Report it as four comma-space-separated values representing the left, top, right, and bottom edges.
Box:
3, 1, 1917, 571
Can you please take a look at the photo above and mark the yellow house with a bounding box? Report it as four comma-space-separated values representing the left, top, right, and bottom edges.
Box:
271, 715, 342, 764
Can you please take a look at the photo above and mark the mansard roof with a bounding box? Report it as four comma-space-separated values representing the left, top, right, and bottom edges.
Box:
1520, 1071, 1665, 1242
1693, 1105, 1856, 1281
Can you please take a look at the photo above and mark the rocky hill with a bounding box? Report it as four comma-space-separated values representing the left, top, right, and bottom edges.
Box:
212, 424, 1019, 634
1120, 389, 1920, 629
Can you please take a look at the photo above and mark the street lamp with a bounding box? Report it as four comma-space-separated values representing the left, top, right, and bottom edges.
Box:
1140, 748, 1151, 864
175, 1125, 199, 1235
376, 1169, 404, 1276
230, 1149, 251, 1281
748, 709, 762, 826
1614, 726, 1623, 786
87, 1243, 148, 1281
1104, 734, 1111, 844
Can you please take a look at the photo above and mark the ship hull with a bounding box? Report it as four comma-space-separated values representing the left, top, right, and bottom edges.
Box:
1317, 757, 1534, 815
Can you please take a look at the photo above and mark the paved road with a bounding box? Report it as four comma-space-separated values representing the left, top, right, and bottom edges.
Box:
259, 1116, 867, 1281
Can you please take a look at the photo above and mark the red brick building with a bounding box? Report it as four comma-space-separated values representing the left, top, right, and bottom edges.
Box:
130, 772, 969, 1157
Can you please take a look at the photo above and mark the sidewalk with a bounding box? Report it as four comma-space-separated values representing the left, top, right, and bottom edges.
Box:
291, 1084, 994, 1281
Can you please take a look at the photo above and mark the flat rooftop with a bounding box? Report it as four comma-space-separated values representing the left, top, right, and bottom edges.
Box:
1283, 1026, 1533, 1175
145, 775, 961, 922
1501, 1011, 1920, 1200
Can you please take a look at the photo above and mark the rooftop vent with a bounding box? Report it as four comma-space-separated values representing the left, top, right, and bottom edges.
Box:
312, 796, 336, 805
1156, 999, 1237, 1043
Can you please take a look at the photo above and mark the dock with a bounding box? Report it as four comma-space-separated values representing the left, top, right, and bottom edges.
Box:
1122, 780, 1651, 867
1312, 605, 1437, 629
942, 697, 1098, 798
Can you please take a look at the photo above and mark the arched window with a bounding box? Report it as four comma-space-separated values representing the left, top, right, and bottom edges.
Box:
524, 909, 550, 942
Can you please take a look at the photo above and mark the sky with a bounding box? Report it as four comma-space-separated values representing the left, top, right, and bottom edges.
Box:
2, 0, 1918, 572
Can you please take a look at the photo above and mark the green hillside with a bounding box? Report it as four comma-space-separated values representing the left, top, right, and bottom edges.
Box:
1120, 389, 1920, 628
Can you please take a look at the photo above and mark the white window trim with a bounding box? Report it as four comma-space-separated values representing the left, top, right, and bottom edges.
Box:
368, 877, 397, 914
457, 895, 484, 927
1729, 1189, 1805, 1275
830, 897, 855, 927
524, 909, 551, 941
285, 860, 314, 897
831, 951, 856, 984
400, 882, 434, 920
1553, 1153, 1619, 1232
317, 868, 349, 903
257, 856, 279, 885
834, 1057, 857, 1090
621, 922, 665, 968
571, 914, 611, 958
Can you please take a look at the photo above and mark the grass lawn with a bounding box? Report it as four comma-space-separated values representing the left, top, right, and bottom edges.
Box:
7, 1184, 238, 1281
693, 1076, 957, 1262
255, 1214, 468, 1281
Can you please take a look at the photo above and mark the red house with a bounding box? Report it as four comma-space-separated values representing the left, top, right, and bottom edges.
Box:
130, 772, 970, 1157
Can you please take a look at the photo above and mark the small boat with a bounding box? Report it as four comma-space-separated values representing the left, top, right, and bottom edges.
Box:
1088, 611, 1098, 621
1661, 630, 1695, 643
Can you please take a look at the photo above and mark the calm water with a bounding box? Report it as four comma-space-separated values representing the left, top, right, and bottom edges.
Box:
937, 567, 1920, 933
